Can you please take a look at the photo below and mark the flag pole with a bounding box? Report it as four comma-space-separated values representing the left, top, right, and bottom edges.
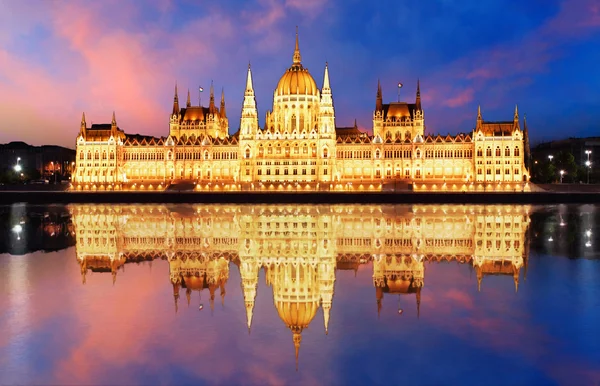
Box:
397, 82, 403, 102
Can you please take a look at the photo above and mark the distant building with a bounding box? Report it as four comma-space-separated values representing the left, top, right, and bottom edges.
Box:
532, 137, 600, 167
0, 141, 76, 180
73, 30, 531, 192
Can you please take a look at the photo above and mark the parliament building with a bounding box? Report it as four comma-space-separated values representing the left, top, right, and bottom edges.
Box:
73, 31, 532, 192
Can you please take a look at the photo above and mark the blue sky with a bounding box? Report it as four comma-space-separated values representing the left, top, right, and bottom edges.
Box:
0, 0, 598, 147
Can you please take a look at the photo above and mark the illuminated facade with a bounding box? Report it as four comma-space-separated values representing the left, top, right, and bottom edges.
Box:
72, 203, 530, 365
73, 30, 532, 192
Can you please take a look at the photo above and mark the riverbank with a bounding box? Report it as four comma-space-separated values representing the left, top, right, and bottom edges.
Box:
1, 190, 599, 204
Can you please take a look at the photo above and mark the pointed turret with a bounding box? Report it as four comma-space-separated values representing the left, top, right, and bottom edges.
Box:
323, 304, 331, 335
292, 26, 301, 66
220, 88, 227, 118
415, 79, 422, 111
186, 89, 191, 108
354, 118, 357, 129
173, 282, 180, 313
240, 63, 259, 138
323, 62, 330, 90
523, 114, 531, 172
476, 105, 483, 131
80, 112, 86, 134
512, 104, 520, 131
209, 81, 216, 115
376, 79, 383, 112
416, 286, 421, 319
293, 332, 302, 372
245, 63, 254, 95
172, 83, 180, 115
111, 111, 117, 127
246, 301, 254, 333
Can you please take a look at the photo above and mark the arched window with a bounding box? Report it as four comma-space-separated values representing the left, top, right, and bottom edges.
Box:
395, 131, 401, 140
94, 151, 100, 160
416, 149, 421, 158
405, 131, 411, 140
245, 148, 250, 159
386, 131, 392, 139
79, 152, 84, 160
204, 151, 209, 160
102, 151, 107, 160
291, 114, 297, 131
323, 148, 328, 158
375, 149, 380, 159
505, 147, 510, 157
259, 146, 264, 156
110, 151, 115, 160
495, 147, 501, 157
477, 148, 483, 157
514, 147, 520, 156
486, 147, 492, 157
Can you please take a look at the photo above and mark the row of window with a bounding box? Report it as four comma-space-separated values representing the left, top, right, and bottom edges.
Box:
477, 168, 521, 175
477, 147, 521, 157
255, 168, 326, 176
79, 151, 115, 160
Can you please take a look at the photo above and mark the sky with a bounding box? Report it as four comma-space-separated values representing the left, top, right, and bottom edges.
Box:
0, 0, 599, 149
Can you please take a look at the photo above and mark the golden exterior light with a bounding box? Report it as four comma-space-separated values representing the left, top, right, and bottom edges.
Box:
72, 32, 531, 193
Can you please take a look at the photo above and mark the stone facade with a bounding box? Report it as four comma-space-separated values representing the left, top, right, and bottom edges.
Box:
73, 32, 531, 192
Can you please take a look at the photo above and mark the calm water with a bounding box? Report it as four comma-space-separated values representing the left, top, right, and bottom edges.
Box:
0, 203, 599, 386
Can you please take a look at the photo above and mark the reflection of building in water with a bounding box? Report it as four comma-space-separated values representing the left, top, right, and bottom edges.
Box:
71, 204, 530, 366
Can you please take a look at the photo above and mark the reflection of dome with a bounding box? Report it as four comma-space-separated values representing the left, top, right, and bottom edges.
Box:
182, 275, 206, 290
274, 29, 318, 97
276, 301, 319, 331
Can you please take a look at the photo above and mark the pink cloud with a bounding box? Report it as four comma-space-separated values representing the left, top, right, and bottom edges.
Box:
443, 88, 474, 108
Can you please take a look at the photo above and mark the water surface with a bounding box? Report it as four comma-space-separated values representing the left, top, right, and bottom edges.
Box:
1, 203, 599, 385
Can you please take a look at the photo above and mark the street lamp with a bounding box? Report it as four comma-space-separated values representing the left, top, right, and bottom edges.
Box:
548, 155, 553, 162
585, 150, 592, 184
560, 170, 565, 183
14, 157, 22, 173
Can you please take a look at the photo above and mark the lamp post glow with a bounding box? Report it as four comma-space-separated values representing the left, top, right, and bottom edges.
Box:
560, 170, 565, 183
14, 157, 22, 173
585, 150, 592, 184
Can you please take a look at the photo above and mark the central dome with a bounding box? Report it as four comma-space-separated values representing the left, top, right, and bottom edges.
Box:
275, 29, 318, 97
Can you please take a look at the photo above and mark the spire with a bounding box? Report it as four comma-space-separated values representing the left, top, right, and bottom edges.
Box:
293, 26, 301, 65
416, 79, 422, 111
186, 89, 191, 108
81, 112, 86, 127
245, 63, 254, 94
476, 105, 482, 131
220, 88, 227, 118
376, 79, 383, 112
323, 305, 331, 335
477, 105, 482, 120
172, 83, 180, 115
523, 113, 531, 172
111, 111, 117, 127
246, 301, 254, 333
322, 62, 330, 90
354, 118, 357, 129
173, 282, 180, 313
209, 81, 216, 114
514, 104, 519, 121
416, 287, 421, 319
293, 332, 302, 372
